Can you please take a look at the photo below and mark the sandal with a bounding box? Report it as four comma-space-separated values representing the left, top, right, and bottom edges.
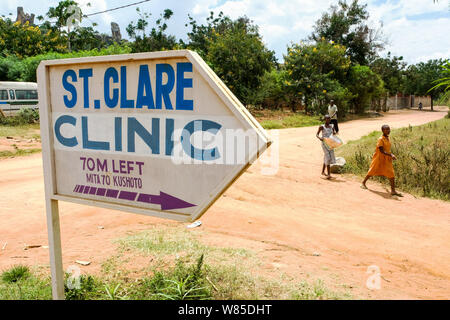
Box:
360, 184, 368, 190
391, 192, 403, 197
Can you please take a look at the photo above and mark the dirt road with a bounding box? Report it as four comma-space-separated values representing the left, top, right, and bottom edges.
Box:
0, 108, 448, 299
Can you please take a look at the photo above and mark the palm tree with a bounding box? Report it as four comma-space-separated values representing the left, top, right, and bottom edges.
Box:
429, 62, 450, 101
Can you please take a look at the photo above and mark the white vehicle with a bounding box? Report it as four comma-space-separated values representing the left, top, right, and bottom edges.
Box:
0, 81, 39, 116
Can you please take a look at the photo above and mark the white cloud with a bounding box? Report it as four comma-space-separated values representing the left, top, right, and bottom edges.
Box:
381, 17, 450, 63
79, 0, 113, 26
395, 0, 449, 16
366, 0, 450, 62
4, 0, 20, 13
192, 0, 219, 15
192, 0, 333, 59
190, 0, 450, 61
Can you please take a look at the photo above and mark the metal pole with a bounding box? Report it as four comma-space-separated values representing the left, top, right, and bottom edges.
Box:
45, 198, 65, 300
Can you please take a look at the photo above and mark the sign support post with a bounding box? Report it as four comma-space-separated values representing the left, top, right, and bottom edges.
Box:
39, 61, 65, 299
45, 198, 65, 300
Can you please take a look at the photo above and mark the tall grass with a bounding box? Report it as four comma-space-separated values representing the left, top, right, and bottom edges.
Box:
0, 265, 51, 300
1, 265, 30, 283
133, 255, 211, 300
337, 118, 450, 201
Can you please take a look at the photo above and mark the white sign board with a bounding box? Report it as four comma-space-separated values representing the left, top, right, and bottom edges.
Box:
38, 50, 270, 298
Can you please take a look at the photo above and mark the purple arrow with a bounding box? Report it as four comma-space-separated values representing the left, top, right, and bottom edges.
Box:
73, 185, 196, 211
137, 191, 196, 211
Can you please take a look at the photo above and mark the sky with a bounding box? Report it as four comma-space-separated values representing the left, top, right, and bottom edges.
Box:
2, 0, 450, 64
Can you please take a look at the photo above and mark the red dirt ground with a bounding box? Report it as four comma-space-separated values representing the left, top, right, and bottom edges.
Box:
0, 107, 448, 299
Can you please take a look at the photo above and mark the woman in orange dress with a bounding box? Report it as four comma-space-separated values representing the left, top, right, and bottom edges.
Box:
361, 125, 403, 196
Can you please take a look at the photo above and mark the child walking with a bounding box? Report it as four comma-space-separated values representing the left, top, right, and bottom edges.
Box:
361, 125, 403, 196
316, 115, 336, 179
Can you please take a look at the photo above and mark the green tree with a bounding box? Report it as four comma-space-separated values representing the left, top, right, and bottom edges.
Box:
0, 18, 66, 58
47, 0, 81, 32
68, 26, 115, 51
206, 20, 275, 104
404, 59, 448, 110
347, 65, 385, 113
126, 8, 178, 53
310, 0, 385, 65
186, 12, 275, 105
2, 43, 131, 82
185, 11, 233, 57
0, 55, 21, 80
429, 61, 450, 102
370, 52, 406, 95
46, 0, 109, 52
247, 69, 289, 110
284, 40, 351, 114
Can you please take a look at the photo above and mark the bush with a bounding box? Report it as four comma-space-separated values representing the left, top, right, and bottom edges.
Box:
0, 43, 132, 82
347, 65, 385, 114
17, 108, 39, 124
0, 108, 39, 125
284, 40, 351, 114
0, 19, 67, 58
136, 255, 211, 300
250, 69, 289, 109
0, 55, 23, 81
1, 265, 30, 283
0, 266, 51, 299
65, 275, 99, 300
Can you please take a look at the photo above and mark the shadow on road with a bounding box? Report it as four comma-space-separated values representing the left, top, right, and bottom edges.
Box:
326, 177, 346, 183
368, 189, 401, 201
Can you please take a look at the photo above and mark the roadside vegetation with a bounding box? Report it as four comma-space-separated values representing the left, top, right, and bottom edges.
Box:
0, 148, 41, 158
0, 122, 39, 138
0, 108, 41, 158
0, 225, 351, 300
254, 108, 386, 130
337, 117, 450, 201
0, 108, 39, 126
253, 110, 322, 129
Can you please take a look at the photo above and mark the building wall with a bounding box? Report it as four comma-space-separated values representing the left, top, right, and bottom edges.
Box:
411, 96, 431, 108
386, 95, 431, 110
